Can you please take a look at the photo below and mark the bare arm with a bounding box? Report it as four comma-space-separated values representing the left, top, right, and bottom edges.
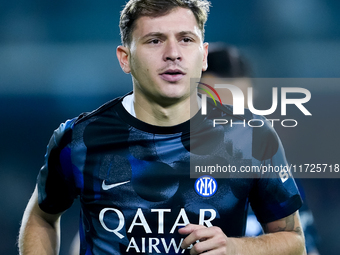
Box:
18, 186, 62, 255
179, 210, 306, 255
236, 211, 306, 255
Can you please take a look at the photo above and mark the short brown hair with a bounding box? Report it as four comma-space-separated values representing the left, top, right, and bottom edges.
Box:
119, 0, 211, 46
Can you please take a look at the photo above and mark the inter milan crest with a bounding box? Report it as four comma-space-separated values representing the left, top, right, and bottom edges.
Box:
194, 175, 218, 197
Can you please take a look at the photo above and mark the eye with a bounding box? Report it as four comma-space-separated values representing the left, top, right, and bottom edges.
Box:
182, 37, 194, 43
148, 39, 161, 44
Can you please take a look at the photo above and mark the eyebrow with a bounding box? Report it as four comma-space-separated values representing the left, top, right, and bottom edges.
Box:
140, 32, 166, 41
140, 31, 200, 41
177, 31, 200, 39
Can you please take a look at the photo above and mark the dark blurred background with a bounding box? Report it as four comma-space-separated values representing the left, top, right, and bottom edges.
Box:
1, 0, 339, 254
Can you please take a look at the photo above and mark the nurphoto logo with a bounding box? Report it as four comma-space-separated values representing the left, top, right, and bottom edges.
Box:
197, 81, 312, 128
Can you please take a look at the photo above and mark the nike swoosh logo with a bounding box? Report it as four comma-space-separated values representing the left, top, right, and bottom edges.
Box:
102, 180, 130, 190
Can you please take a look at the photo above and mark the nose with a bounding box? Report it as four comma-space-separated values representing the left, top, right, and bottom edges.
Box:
163, 39, 182, 62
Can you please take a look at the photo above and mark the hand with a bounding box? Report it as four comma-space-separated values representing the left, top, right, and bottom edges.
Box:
178, 224, 236, 255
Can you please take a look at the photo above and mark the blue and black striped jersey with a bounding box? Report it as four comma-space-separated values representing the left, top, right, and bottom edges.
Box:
37, 93, 302, 255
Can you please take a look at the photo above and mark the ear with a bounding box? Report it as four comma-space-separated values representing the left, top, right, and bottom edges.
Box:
202, 42, 209, 72
116, 45, 131, 73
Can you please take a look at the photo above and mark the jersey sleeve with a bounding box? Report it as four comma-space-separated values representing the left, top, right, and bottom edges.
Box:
249, 115, 303, 224
37, 118, 80, 214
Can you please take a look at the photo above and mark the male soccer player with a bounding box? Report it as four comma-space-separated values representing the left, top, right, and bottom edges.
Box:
18, 1, 306, 254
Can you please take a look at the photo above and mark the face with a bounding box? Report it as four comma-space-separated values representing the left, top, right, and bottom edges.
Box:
117, 7, 208, 105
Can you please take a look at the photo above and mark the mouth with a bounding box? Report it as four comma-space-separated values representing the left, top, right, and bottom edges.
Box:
159, 69, 186, 83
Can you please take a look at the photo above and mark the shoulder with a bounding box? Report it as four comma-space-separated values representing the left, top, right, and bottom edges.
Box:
209, 102, 281, 161
249, 112, 280, 161
73, 95, 125, 125
52, 95, 126, 148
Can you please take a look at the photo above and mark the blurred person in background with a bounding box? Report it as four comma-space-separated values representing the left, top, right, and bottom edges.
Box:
200, 42, 252, 107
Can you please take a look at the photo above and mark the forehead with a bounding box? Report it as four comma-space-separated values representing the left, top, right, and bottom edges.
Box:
132, 7, 201, 40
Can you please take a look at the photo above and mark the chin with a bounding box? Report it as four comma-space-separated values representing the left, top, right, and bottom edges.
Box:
155, 92, 186, 106
162, 89, 188, 100
162, 84, 189, 97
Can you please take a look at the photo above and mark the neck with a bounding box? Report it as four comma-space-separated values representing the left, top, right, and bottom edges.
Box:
133, 92, 200, 127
